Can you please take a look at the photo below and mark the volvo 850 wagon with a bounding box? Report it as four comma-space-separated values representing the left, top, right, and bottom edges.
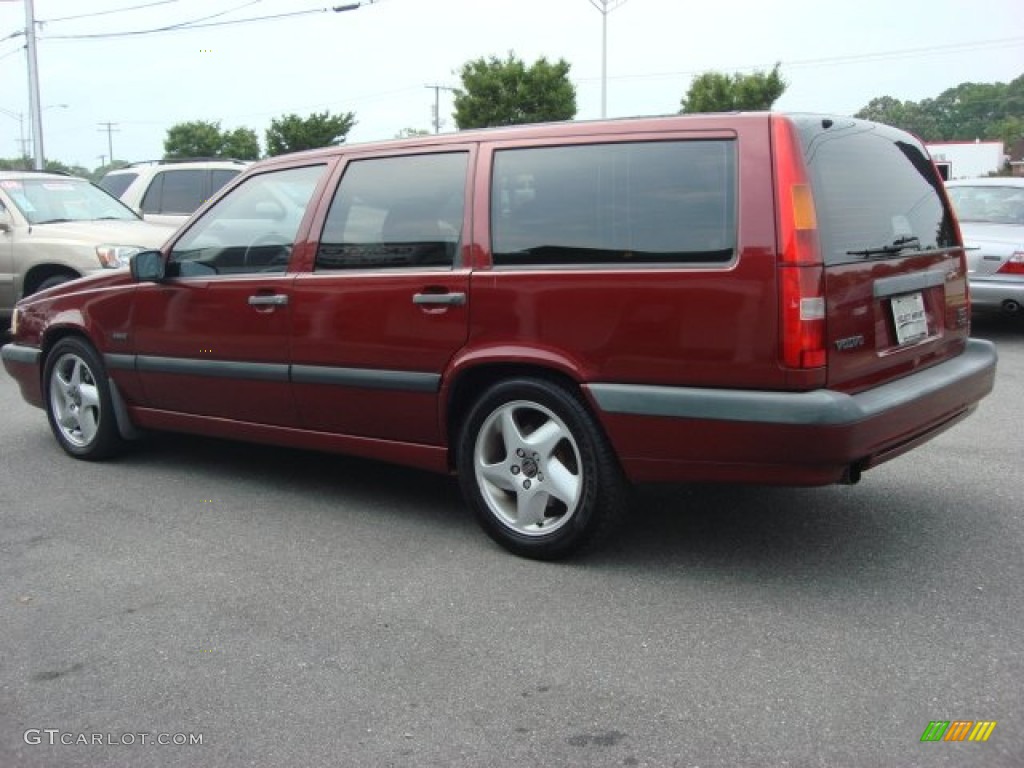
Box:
3, 113, 997, 558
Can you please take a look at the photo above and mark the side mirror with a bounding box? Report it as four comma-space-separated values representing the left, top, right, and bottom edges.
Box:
130, 250, 165, 282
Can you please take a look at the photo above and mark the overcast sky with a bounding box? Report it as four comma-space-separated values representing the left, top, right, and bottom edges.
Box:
0, 0, 1021, 168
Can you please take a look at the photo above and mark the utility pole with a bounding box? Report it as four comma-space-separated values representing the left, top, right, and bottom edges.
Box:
24, 0, 45, 169
97, 122, 120, 164
424, 84, 455, 134
97, 154, 107, 168
588, 0, 629, 118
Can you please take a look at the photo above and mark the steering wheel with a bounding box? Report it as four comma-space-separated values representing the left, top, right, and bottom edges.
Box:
242, 232, 292, 268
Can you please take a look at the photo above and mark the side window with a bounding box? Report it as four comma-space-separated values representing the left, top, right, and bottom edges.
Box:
168, 165, 326, 277
210, 169, 242, 200
316, 153, 468, 271
491, 141, 737, 266
143, 170, 206, 215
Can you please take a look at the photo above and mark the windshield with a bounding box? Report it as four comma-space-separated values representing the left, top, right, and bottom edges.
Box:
0, 177, 139, 225
946, 185, 1024, 225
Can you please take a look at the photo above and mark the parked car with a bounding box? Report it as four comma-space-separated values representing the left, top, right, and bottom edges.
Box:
0, 170, 176, 327
945, 177, 1024, 317
98, 159, 248, 227
2, 114, 997, 559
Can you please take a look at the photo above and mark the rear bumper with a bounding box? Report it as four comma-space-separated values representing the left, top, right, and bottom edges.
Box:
586, 339, 998, 485
969, 277, 1024, 312
1, 343, 44, 408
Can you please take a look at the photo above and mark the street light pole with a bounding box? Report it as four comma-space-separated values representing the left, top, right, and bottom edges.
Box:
588, 0, 629, 119
24, 0, 46, 169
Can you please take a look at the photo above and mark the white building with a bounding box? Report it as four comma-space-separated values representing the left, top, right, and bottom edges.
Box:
926, 140, 1006, 180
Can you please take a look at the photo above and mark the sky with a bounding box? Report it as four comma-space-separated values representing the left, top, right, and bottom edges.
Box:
0, 0, 1022, 169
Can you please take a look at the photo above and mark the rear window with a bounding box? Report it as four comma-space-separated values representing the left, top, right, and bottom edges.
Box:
491, 140, 736, 266
793, 117, 957, 265
97, 172, 138, 199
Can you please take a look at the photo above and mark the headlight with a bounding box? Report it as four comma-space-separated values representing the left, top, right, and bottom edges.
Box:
96, 244, 144, 269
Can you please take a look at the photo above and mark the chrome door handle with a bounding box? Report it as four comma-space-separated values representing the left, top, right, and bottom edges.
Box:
412, 292, 466, 306
248, 294, 289, 306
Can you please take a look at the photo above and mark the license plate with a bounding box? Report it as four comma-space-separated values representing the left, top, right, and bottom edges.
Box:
892, 292, 928, 345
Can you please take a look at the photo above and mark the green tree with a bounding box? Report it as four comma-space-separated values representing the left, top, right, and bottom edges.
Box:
265, 111, 356, 156
164, 120, 226, 159
680, 63, 786, 113
453, 52, 577, 129
221, 127, 260, 160
855, 74, 1024, 144
395, 127, 432, 139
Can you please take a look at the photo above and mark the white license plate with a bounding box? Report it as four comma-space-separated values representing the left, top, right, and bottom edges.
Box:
892, 292, 928, 345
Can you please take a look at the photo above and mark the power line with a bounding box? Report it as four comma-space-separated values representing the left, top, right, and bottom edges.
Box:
41, 0, 186, 24
40, 2, 376, 41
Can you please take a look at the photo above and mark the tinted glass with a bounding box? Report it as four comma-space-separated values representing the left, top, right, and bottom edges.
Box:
169, 165, 326, 276
0, 178, 137, 224
491, 141, 736, 266
97, 172, 138, 199
210, 169, 242, 198
144, 169, 206, 214
794, 117, 957, 265
316, 153, 467, 270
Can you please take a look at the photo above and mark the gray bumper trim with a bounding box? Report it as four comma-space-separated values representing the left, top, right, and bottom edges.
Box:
589, 339, 997, 426
1, 343, 42, 366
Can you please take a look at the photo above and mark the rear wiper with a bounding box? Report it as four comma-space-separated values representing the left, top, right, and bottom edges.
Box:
847, 236, 921, 257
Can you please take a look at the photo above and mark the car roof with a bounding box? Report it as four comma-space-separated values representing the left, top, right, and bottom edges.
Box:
103, 159, 250, 174
0, 170, 83, 180
946, 177, 1024, 187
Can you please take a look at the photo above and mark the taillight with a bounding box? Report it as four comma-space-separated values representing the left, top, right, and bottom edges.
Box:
772, 115, 826, 369
996, 252, 1024, 275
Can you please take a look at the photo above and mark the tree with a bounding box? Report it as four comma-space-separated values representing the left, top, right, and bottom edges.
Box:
453, 52, 577, 129
680, 63, 787, 113
854, 74, 1024, 144
164, 120, 226, 159
265, 111, 356, 156
221, 127, 260, 160
163, 121, 261, 160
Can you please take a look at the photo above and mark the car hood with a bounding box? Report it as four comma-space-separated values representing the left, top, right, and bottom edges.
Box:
27, 218, 176, 247
957, 221, 1024, 247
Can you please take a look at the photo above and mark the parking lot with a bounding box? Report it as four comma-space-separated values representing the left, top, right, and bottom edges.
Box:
1, 315, 1021, 768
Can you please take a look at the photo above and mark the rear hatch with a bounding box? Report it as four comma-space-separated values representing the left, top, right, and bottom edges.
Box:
791, 115, 969, 393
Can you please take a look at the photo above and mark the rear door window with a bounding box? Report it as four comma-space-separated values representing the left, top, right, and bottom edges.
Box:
793, 117, 956, 265
142, 169, 206, 215
491, 140, 736, 266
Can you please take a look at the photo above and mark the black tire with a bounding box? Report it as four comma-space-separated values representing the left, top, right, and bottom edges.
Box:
43, 337, 124, 460
456, 377, 627, 560
36, 273, 76, 293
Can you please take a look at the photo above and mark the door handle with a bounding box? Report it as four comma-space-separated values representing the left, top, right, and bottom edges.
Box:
412, 292, 466, 306
248, 294, 289, 307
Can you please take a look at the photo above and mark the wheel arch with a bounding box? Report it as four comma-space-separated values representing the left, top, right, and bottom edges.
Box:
22, 264, 82, 297
443, 359, 600, 471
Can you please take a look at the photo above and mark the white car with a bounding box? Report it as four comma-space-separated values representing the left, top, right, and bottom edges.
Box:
98, 159, 247, 227
0, 171, 176, 325
946, 177, 1024, 317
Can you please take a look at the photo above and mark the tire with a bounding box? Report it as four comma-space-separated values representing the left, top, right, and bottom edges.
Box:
36, 273, 76, 293
456, 377, 627, 560
43, 337, 124, 460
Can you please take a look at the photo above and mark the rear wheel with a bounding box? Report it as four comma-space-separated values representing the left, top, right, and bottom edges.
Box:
457, 378, 626, 560
43, 337, 124, 460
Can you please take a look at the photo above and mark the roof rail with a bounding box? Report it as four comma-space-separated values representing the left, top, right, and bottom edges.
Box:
120, 157, 250, 168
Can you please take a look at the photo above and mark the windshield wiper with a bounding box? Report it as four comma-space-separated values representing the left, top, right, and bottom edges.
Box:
847, 235, 921, 257
33, 218, 74, 225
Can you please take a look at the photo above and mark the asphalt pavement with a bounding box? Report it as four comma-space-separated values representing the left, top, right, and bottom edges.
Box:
1, 315, 1022, 767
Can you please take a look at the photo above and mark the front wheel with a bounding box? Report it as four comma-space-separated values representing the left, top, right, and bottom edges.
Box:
43, 337, 124, 460
457, 378, 627, 560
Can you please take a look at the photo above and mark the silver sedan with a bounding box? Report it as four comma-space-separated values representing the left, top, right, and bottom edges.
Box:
946, 177, 1024, 317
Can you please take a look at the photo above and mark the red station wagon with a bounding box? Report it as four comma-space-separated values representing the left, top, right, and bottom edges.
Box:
2, 113, 998, 558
